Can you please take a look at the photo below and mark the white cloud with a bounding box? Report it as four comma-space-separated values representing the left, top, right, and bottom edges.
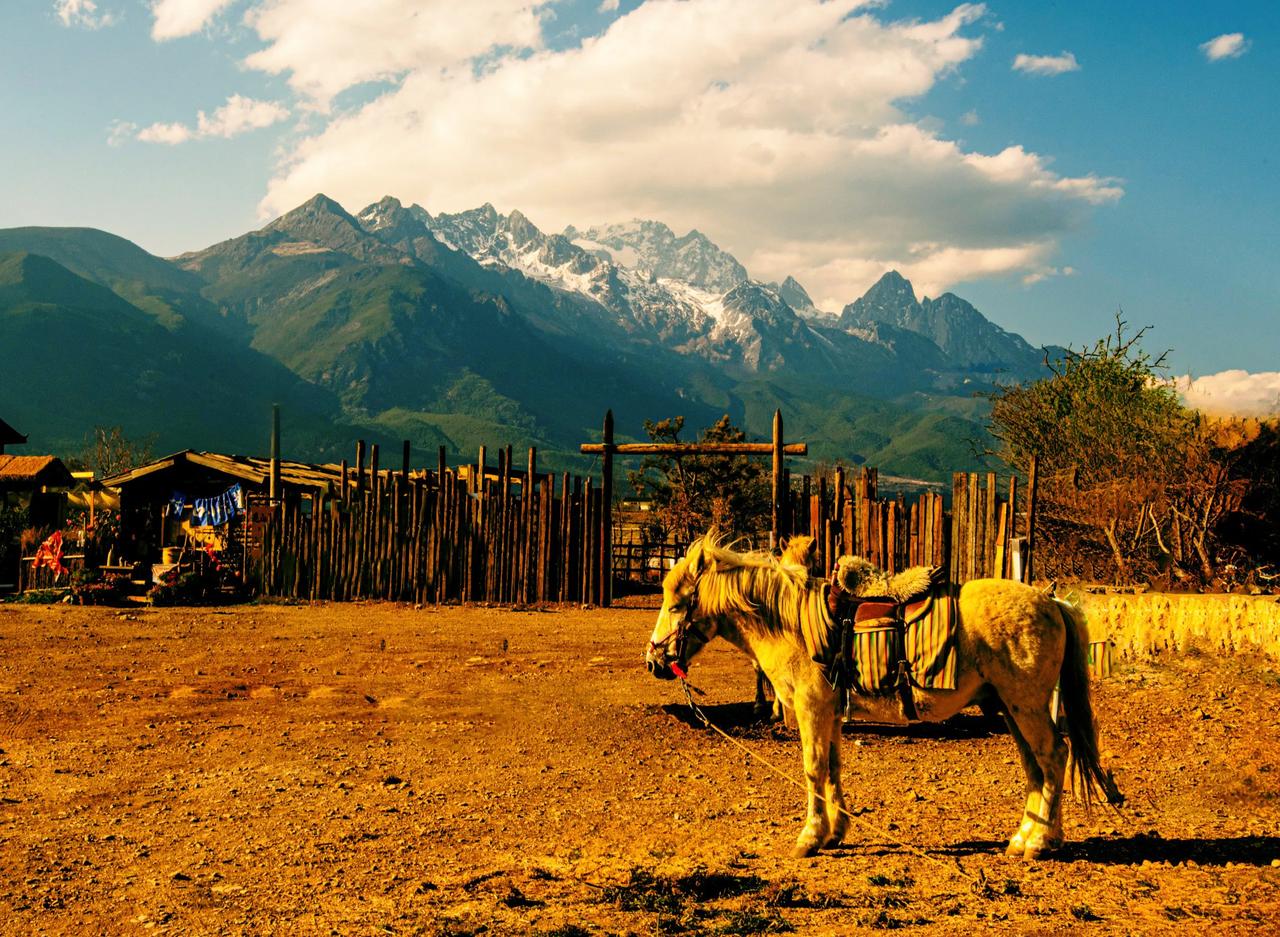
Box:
1200, 33, 1249, 62
599, 0, 620, 11
243, 0, 551, 106
106, 119, 139, 146
960, 109, 979, 126
1021, 264, 1074, 286
1012, 51, 1080, 76
150, 0, 236, 40
242, 0, 1118, 305
136, 95, 290, 144
55, 0, 115, 29
1175, 370, 1280, 417
137, 121, 194, 145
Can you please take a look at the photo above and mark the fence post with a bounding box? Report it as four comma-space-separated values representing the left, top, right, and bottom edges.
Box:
601, 409, 614, 607
771, 409, 784, 551
1024, 454, 1040, 584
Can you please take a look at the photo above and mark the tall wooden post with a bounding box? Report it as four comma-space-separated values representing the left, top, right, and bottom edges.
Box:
1024, 454, 1040, 584
355, 440, 366, 494
269, 404, 281, 503
600, 409, 614, 607
401, 440, 411, 486
771, 409, 784, 551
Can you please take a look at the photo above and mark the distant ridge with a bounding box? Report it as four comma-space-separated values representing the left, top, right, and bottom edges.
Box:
0, 195, 1066, 478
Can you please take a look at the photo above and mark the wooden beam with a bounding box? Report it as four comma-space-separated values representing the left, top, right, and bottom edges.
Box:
580, 442, 808, 455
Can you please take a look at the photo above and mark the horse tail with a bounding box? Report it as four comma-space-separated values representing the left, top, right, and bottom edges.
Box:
1056, 598, 1124, 808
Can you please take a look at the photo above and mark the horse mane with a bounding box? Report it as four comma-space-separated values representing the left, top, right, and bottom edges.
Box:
681, 531, 836, 664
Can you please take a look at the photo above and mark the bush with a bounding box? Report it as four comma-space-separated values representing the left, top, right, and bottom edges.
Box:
148, 561, 245, 607
71, 570, 131, 606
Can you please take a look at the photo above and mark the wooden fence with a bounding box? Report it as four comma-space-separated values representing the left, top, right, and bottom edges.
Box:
255, 448, 610, 605
251, 431, 1036, 606
606, 465, 1033, 594
788, 466, 1028, 584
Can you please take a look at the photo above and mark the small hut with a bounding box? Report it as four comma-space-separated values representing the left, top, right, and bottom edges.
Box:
101, 450, 351, 583
1, 454, 76, 593
0, 454, 76, 524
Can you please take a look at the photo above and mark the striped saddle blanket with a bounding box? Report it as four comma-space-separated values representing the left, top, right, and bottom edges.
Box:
835, 585, 958, 697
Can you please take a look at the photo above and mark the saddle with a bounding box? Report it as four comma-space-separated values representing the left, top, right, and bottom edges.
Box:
822, 564, 954, 720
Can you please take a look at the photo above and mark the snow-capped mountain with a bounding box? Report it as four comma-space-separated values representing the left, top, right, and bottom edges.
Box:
414, 202, 837, 372
568, 219, 748, 293
1, 192, 1066, 477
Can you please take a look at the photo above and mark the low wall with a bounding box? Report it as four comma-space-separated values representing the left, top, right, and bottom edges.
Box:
1081, 592, 1280, 661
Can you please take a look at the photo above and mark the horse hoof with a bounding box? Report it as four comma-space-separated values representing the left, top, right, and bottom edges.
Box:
1005, 838, 1026, 857
792, 839, 822, 859
1022, 837, 1063, 861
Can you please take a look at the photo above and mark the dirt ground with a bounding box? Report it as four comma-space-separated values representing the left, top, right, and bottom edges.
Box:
0, 599, 1277, 936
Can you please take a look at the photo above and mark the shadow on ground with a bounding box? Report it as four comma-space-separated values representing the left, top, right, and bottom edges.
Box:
936, 834, 1280, 867
659, 703, 1005, 740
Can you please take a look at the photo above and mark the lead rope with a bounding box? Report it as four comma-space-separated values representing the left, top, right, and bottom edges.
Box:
671, 668, 975, 884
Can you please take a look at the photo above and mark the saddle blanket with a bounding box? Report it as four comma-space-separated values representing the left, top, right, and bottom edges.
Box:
846, 585, 958, 696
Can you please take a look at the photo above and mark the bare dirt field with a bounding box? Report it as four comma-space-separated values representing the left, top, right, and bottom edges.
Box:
0, 599, 1278, 935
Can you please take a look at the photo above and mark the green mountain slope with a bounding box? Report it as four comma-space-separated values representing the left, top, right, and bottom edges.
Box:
0, 250, 379, 460
0, 204, 1014, 481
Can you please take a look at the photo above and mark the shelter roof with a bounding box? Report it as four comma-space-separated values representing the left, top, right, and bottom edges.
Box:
101, 450, 360, 495
0, 454, 75, 487
0, 417, 27, 447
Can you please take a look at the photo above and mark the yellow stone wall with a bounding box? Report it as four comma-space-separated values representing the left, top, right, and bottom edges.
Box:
1081, 592, 1280, 661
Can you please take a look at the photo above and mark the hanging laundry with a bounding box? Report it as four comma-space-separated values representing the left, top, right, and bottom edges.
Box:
190, 483, 246, 527
32, 530, 68, 577
165, 491, 186, 518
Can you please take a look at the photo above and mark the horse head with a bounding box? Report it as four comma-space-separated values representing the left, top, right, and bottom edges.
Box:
780, 534, 821, 576
645, 532, 721, 680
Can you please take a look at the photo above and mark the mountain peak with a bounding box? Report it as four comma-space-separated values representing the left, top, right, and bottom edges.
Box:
267, 193, 362, 234
865, 270, 917, 304
357, 196, 410, 233
778, 275, 814, 310
838, 269, 1045, 374
581, 218, 747, 292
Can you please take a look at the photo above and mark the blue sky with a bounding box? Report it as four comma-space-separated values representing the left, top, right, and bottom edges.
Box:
2, 1, 1277, 406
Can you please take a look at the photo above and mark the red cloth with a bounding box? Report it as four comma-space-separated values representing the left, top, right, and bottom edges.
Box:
32, 530, 68, 577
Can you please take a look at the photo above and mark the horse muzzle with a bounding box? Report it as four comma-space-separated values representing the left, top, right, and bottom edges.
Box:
646, 656, 677, 681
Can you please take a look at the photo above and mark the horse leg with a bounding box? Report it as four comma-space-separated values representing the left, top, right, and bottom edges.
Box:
753, 667, 772, 720
1005, 703, 1069, 859
792, 691, 834, 858
823, 710, 850, 847
1000, 711, 1044, 857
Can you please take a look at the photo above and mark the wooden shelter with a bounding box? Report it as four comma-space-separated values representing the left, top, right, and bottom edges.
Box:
0, 454, 75, 493
0, 454, 76, 526
100, 450, 357, 568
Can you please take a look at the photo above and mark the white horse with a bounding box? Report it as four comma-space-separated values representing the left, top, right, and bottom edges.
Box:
645, 533, 1121, 859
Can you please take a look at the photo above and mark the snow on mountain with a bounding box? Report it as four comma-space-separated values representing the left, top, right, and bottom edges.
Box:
344, 196, 1049, 385
572, 219, 748, 293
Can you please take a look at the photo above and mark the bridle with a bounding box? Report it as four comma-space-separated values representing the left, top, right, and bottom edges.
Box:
647, 592, 709, 676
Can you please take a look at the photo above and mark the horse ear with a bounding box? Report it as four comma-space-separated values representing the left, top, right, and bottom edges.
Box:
686, 539, 707, 577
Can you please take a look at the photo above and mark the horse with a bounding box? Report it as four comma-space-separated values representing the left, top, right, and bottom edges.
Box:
644, 533, 1122, 860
